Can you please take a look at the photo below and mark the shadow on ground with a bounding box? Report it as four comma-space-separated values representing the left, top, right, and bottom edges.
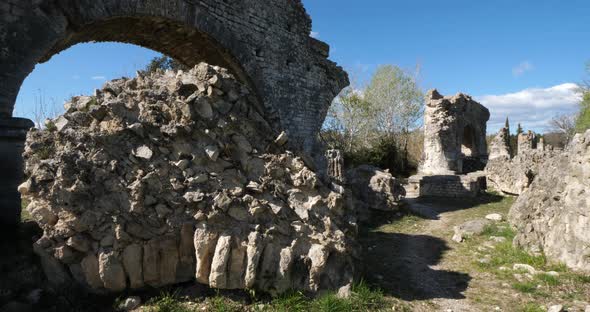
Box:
360, 230, 471, 300
358, 198, 478, 301
404, 192, 504, 220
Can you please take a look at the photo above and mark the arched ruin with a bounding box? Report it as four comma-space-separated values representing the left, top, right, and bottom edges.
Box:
408, 90, 489, 198
0, 0, 349, 226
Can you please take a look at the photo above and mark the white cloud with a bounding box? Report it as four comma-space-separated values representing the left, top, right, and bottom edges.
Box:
310, 31, 320, 39
512, 61, 534, 77
476, 83, 582, 133
91, 75, 106, 80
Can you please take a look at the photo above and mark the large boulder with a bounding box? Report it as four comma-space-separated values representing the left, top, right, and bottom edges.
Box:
346, 165, 405, 212
509, 130, 590, 273
20, 64, 356, 295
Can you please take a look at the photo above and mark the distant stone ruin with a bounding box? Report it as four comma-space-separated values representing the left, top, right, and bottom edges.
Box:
408, 90, 489, 198
486, 129, 556, 195
517, 131, 537, 154
420, 90, 490, 175
20, 64, 355, 295
488, 127, 511, 160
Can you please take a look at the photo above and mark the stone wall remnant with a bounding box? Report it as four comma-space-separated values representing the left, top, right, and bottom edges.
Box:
407, 172, 486, 198
488, 127, 511, 160
346, 165, 405, 213
0, 0, 348, 226
517, 131, 537, 154
421, 90, 490, 175
20, 64, 355, 295
409, 90, 489, 198
485, 129, 555, 196
509, 130, 590, 273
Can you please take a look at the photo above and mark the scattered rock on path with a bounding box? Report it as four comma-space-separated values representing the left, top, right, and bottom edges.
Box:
118, 296, 141, 311
337, 284, 352, 299
452, 219, 491, 243
548, 304, 564, 312
485, 213, 503, 221
513, 263, 536, 275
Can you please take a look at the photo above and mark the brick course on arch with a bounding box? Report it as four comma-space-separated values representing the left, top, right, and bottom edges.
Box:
0, 0, 348, 143
0, 0, 348, 226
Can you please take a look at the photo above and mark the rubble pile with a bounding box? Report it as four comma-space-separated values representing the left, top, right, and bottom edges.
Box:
20, 64, 356, 295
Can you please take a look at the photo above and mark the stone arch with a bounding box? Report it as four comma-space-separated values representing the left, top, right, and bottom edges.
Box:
0, 0, 348, 142
0, 0, 348, 227
461, 124, 476, 157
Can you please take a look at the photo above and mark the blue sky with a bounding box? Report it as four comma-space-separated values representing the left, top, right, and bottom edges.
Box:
15, 0, 590, 133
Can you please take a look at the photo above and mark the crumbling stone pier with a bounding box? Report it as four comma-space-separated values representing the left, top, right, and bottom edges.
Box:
0, 0, 349, 226
408, 90, 489, 198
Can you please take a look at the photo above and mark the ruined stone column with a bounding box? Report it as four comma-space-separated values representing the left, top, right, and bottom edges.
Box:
489, 127, 511, 160
419, 89, 489, 175
0, 118, 34, 228
538, 137, 545, 151
517, 131, 536, 154
326, 149, 344, 184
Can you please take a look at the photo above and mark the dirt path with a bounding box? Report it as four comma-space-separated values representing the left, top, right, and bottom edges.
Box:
359, 194, 510, 312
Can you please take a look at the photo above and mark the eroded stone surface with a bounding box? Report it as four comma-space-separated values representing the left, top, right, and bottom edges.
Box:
21, 65, 355, 294
486, 129, 557, 195
488, 127, 511, 160
421, 90, 490, 175
509, 130, 590, 273
346, 165, 405, 212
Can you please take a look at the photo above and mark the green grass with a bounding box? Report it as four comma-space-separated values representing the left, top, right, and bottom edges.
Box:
209, 295, 241, 312
535, 273, 560, 286
142, 282, 390, 312
511, 281, 538, 293
518, 303, 545, 312
145, 293, 190, 312
35, 145, 55, 160
267, 282, 387, 312
475, 225, 547, 270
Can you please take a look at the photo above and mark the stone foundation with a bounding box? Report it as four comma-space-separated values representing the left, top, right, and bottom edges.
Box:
407, 172, 486, 198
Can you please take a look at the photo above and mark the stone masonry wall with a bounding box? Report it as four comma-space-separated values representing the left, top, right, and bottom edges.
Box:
0, 0, 348, 149
509, 130, 590, 273
408, 173, 486, 198
421, 90, 490, 175
20, 64, 355, 295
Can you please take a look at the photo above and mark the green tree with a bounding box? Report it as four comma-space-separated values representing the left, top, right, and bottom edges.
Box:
323, 86, 374, 153
575, 91, 590, 132
364, 65, 423, 172
505, 117, 510, 131
142, 56, 189, 74
516, 123, 523, 136
575, 64, 590, 132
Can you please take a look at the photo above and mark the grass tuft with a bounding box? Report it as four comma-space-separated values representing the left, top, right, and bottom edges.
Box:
512, 281, 538, 293
535, 273, 560, 286
145, 292, 189, 312
266, 281, 386, 312
519, 303, 545, 312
